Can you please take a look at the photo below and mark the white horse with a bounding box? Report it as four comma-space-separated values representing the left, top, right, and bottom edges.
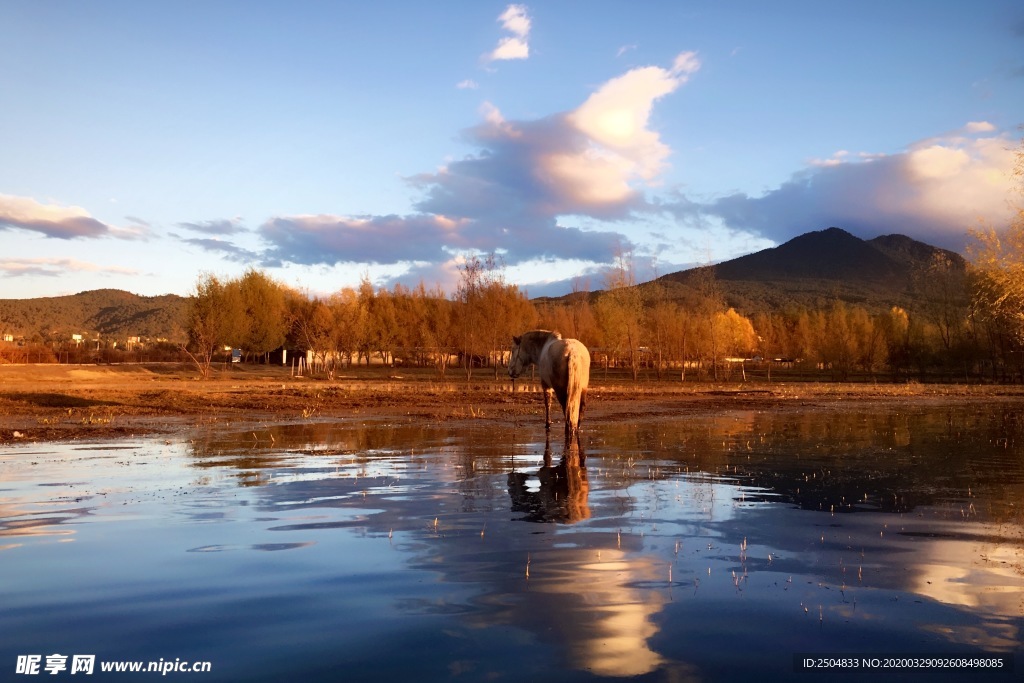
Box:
509, 330, 590, 442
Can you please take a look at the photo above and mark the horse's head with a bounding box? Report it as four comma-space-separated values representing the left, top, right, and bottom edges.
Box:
508, 335, 526, 379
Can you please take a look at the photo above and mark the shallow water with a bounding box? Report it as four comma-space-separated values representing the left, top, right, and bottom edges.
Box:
2, 405, 1022, 681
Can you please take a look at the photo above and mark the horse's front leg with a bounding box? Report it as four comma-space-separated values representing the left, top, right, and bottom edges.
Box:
543, 387, 553, 430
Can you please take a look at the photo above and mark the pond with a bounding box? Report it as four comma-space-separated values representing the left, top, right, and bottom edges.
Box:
1, 404, 1022, 682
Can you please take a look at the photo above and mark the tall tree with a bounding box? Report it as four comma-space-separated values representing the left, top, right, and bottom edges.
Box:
969, 137, 1024, 344
453, 253, 518, 379
644, 278, 678, 380
289, 294, 336, 377
688, 265, 725, 380
604, 248, 645, 380
454, 255, 485, 379
331, 287, 365, 368
237, 269, 289, 360
416, 282, 455, 376
183, 273, 245, 378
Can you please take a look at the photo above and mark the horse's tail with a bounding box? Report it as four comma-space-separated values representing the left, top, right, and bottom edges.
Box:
565, 342, 591, 436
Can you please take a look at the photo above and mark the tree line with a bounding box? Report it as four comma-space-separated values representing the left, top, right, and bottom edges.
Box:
183, 250, 1024, 384
183, 256, 536, 380
185, 140, 1024, 383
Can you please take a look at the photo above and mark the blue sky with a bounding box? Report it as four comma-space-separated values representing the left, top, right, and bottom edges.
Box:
1, 1, 1022, 299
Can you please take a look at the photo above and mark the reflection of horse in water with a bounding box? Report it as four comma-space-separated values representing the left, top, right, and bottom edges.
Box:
509, 330, 590, 444
508, 439, 589, 523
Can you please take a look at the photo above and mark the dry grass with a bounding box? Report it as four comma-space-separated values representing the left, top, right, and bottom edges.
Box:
2, 361, 1024, 445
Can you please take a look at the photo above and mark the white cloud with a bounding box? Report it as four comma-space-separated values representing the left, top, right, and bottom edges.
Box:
456, 79, 479, 90
485, 4, 531, 63
907, 144, 971, 180
810, 150, 851, 167
490, 36, 529, 61
543, 51, 701, 209
964, 121, 996, 133
498, 4, 531, 38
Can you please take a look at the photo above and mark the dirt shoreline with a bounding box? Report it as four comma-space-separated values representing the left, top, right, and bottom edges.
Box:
3, 363, 1024, 445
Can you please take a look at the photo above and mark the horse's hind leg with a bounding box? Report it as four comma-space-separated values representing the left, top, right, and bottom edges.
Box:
579, 388, 587, 431
543, 387, 553, 430
564, 396, 577, 445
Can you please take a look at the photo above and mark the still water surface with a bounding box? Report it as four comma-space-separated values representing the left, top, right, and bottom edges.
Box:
2, 405, 1022, 681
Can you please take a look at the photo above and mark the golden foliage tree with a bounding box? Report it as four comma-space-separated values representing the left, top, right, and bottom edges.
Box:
595, 249, 644, 381
237, 268, 289, 360
183, 273, 245, 378
969, 137, 1024, 344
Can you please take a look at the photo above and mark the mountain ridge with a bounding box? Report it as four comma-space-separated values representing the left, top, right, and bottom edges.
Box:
655, 226, 965, 314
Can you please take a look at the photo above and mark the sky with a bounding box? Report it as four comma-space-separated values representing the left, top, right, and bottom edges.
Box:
1, 1, 1022, 300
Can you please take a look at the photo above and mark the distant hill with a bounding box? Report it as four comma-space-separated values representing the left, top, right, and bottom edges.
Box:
0, 289, 188, 343
656, 227, 966, 314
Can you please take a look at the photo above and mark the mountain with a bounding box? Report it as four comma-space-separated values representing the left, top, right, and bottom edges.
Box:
0, 289, 188, 342
656, 227, 966, 314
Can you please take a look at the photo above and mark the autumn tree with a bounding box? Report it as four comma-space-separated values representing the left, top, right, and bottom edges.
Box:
568, 278, 598, 345
415, 282, 456, 375
366, 284, 399, 365
688, 265, 726, 380
643, 278, 679, 379
970, 215, 1024, 344
969, 137, 1024, 345
388, 283, 422, 366
452, 253, 532, 379
713, 308, 756, 378
183, 273, 246, 378
752, 311, 786, 381
453, 255, 487, 379
594, 249, 644, 380
237, 268, 289, 361
289, 294, 336, 375
331, 288, 366, 367
484, 280, 536, 378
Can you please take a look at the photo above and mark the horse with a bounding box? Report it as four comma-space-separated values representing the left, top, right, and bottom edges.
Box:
508, 330, 590, 442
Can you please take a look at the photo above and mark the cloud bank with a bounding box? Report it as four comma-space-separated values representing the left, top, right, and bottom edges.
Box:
673, 124, 1017, 251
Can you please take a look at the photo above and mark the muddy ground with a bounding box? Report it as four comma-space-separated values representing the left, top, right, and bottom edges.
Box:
3, 363, 1024, 445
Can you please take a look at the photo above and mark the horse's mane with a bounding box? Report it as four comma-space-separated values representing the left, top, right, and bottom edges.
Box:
520, 329, 561, 346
